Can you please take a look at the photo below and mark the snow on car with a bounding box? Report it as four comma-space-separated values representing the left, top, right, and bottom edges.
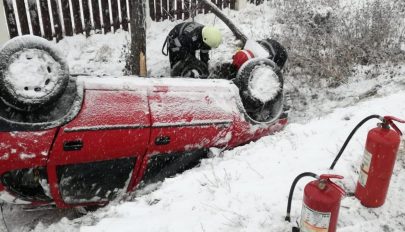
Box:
0, 36, 287, 208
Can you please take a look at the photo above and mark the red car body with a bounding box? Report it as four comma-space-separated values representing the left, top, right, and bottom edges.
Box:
0, 77, 287, 208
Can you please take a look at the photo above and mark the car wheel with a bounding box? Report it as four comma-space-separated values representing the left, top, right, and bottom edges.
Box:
208, 62, 238, 80
234, 58, 284, 122
257, 38, 288, 69
0, 35, 69, 111
171, 56, 209, 78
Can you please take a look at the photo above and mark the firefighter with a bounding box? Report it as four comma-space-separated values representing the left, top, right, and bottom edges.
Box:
162, 22, 222, 69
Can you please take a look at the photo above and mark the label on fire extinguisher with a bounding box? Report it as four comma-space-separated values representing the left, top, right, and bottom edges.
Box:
300, 203, 331, 232
359, 149, 372, 187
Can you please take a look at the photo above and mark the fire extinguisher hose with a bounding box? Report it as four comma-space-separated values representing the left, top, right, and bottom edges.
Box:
285, 172, 318, 222
329, 114, 382, 170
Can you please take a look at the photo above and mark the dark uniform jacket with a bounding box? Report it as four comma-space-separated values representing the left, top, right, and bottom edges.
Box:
167, 22, 211, 64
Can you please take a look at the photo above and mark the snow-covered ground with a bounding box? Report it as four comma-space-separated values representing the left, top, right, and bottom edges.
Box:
1, 1, 405, 232
29, 88, 405, 232
2, 86, 405, 232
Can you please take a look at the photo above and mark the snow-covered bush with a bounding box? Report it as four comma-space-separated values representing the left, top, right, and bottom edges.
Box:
272, 0, 405, 86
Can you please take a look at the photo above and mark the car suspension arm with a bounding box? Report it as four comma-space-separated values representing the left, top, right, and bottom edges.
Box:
199, 0, 248, 45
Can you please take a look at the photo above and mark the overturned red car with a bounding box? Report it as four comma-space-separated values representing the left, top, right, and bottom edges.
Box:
0, 36, 287, 209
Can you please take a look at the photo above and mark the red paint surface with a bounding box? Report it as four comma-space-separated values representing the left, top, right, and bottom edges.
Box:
0, 129, 57, 175
0, 82, 287, 208
0, 129, 57, 206
47, 90, 150, 208
303, 177, 345, 232
355, 127, 401, 207
227, 117, 287, 148
232, 50, 255, 70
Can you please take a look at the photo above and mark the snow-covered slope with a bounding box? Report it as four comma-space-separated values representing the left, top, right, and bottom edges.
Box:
29, 85, 405, 232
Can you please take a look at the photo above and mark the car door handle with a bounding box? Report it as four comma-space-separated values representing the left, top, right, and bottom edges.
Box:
63, 140, 83, 151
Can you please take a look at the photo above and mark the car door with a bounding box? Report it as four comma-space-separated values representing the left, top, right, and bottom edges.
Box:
0, 129, 58, 203
47, 89, 150, 207
136, 82, 236, 185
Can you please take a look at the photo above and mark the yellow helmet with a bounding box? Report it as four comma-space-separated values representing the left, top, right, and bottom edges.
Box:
202, 26, 222, 48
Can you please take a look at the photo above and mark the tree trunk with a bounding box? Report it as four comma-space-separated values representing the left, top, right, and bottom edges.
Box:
199, 0, 247, 44
127, 0, 147, 76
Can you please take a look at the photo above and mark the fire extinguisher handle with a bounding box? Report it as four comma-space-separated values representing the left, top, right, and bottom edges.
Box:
319, 174, 344, 180
383, 116, 405, 135
319, 174, 346, 196
389, 121, 402, 136
384, 116, 405, 124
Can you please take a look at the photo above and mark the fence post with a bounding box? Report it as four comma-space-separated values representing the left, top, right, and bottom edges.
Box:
235, 0, 246, 10
0, 0, 10, 45
127, 0, 147, 77
28, 0, 41, 36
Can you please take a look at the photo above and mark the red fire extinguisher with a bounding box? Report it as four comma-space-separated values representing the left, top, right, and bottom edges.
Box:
285, 172, 346, 232
329, 115, 405, 207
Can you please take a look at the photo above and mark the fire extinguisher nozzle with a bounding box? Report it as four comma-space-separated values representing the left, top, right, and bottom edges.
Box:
286, 172, 318, 224
329, 115, 382, 169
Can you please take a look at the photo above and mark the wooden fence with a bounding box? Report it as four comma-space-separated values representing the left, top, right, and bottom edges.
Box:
148, 0, 235, 21
2, 0, 240, 41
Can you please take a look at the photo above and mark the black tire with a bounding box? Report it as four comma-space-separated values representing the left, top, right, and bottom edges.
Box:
234, 58, 284, 122
0, 35, 69, 111
170, 56, 209, 78
257, 38, 288, 69
208, 62, 238, 80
